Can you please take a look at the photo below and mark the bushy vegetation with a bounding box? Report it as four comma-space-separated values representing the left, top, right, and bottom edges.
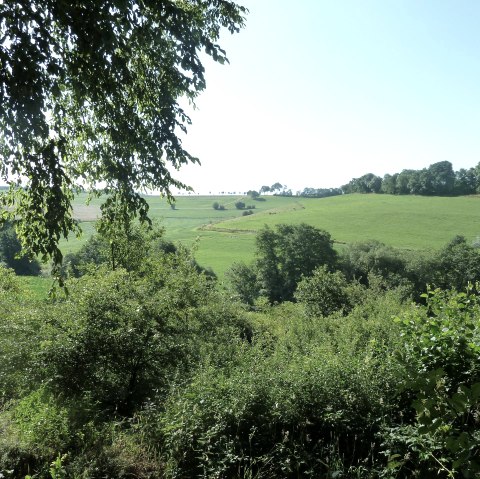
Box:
213, 202, 226, 210
2, 221, 480, 478
311, 160, 480, 198
0, 223, 41, 276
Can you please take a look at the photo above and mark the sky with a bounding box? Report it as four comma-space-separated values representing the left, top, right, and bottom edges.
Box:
173, 0, 480, 195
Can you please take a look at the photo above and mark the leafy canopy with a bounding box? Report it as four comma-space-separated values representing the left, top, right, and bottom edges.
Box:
256, 223, 337, 303
0, 0, 246, 265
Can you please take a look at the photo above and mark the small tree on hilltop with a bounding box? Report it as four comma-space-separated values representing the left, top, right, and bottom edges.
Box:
271, 182, 283, 194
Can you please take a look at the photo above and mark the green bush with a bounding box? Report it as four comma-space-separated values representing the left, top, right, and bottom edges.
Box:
295, 265, 364, 317
255, 223, 338, 303
0, 245, 251, 477
0, 223, 41, 276
0, 266, 21, 297
151, 301, 402, 478
212, 201, 224, 210
431, 236, 480, 291
340, 240, 411, 291
225, 261, 259, 306
384, 286, 480, 477
0, 388, 73, 478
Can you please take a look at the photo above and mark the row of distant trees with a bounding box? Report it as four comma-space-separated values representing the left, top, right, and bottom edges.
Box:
274, 161, 480, 198
342, 160, 480, 196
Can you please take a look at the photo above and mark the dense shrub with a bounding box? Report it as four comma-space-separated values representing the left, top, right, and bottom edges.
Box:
0, 265, 21, 297
0, 223, 41, 275
0, 244, 249, 477
295, 265, 364, 317
256, 223, 337, 303
385, 287, 480, 477
225, 261, 259, 306
152, 300, 403, 478
340, 240, 410, 290
212, 202, 225, 210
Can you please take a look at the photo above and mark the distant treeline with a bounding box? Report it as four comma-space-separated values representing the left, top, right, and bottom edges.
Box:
294, 161, 480, 198
296, 187, 343, 198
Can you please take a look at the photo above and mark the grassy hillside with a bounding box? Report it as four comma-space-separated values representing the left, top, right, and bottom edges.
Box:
60, 193, 480, 277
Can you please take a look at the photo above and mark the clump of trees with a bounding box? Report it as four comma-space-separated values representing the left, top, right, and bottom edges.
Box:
235, 201, 255, 210
212, 202, 225, 210
343, 160, 480, 197
0, 223, 41, 276
227, 223, 337, 304
227, 224, 480, 309
2, 221, 480, 477
298, 187, 343, 198
274, 160, 480, 200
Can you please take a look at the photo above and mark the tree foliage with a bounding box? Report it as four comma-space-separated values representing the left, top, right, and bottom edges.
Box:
430, 235, 480, 291
342, 161, 476, 197
0, 0, 247, 265
225, 261, 259, 306
295, 265, 355, 318
0, 222, 41, 275
255, 223, 337, 303
340, 240, 409, 289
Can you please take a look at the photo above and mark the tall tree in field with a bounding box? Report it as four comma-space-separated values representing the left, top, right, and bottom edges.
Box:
0, 1, 246, 265
256, 223, 337, 303
427, 161, 455, 195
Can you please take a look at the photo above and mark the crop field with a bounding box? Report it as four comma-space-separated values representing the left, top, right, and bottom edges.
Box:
59, 193, 480, 277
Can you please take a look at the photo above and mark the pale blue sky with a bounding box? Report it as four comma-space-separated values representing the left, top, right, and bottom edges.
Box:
175, 0, 480, 194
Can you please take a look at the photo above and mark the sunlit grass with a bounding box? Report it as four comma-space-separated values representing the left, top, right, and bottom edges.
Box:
18, 275, 52, 301
52, 193, 480, 278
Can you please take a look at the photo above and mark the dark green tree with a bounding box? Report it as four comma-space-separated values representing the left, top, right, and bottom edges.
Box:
427, 161, 455, 195
396, 169, 415, 194
454, 168, 477, 195
406, 169, 432, 195
341, 240, 409, 289
270, 182, 283, 193
343, 173, 382, 194
0, 223, 41, 275
295, 265, 353, 318
225, 261, 259, 306
431, 235, 480, 290
381, 173, 398, 194
0, 0, 247, 266
255, 223, 337, 302
247, 190, 260, 200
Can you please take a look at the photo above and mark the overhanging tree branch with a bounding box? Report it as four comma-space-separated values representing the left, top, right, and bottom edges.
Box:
0, 0, 247, 265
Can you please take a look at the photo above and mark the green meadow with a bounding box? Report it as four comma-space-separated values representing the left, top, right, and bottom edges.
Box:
61, 193, 480, 277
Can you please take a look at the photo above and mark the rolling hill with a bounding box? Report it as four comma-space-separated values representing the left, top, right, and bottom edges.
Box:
58, 193, 480, 277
